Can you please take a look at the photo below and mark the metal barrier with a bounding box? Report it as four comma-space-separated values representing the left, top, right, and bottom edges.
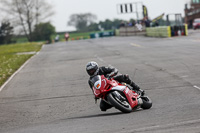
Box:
90, 31, 115, 39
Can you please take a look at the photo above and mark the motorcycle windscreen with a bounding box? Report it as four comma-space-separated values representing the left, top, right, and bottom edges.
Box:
91, 75, 102, 96
90, 75, 101, 85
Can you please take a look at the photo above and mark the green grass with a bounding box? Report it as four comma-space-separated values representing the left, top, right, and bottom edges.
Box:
53, 30, 114, 41
14, 30, 114, 43
0, 42, 43, 87
52, 32, 91, 42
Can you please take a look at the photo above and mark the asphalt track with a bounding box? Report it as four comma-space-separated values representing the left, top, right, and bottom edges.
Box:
0, 30, 200, 133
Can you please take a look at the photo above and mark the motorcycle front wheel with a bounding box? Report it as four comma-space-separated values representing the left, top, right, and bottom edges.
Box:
141, 96, 152, 109
107, 91, 132, 113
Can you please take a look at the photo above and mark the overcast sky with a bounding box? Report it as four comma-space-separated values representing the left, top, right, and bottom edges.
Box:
49, 0, 191, 32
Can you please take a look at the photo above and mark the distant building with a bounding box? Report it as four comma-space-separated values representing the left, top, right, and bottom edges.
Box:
185, 0, 200, 28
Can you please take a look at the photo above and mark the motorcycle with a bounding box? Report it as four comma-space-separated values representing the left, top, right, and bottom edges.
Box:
91, 75, 152, 113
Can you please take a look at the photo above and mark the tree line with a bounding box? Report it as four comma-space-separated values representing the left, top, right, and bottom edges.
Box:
67, 13, 127, 32
0, 1, 132, 45
0, 0, 55, 45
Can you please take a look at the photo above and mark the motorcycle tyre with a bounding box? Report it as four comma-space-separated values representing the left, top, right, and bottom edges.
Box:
107, 92, 132, 113
141, 96, 152, 109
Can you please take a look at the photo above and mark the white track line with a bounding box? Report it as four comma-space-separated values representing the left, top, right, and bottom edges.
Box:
0, 49, 42, 92
193, 85, 200, 90
95, 55, 105, 63
130, 43, 142, 47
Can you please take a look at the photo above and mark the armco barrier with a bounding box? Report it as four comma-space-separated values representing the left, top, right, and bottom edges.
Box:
146, 26, 171, 37
90, 31, 114, 39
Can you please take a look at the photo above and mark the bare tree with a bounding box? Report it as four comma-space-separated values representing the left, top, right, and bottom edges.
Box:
0, 0, 54, 41
68, 13, 97, 31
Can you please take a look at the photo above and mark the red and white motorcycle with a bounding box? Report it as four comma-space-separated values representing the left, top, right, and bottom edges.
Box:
91, 75, 152, 113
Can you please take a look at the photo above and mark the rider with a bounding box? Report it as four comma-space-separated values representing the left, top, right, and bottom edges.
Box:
86, 61, 145, 111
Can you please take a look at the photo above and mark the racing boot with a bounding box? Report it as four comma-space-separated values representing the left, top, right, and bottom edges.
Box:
124, 74, 145, 96
129, 81, 145, 96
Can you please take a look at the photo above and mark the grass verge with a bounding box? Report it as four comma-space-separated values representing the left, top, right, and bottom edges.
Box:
0, 42, 43, 87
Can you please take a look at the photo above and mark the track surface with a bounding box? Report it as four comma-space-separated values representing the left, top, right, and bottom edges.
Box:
0, 30, 200, 133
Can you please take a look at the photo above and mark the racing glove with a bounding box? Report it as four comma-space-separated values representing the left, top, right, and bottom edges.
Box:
107, 72, 116, 79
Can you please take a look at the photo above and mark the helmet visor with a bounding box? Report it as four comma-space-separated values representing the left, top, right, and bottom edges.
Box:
88, 69, 96, 76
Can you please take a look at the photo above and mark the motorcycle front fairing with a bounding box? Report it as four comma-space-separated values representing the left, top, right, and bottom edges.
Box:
91, 75, 109, 98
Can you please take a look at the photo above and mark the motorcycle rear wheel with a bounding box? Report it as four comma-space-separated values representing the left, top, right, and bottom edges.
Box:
107, 92, 132, 113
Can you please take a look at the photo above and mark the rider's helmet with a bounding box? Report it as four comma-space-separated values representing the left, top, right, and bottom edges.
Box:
86, 61, 99, 77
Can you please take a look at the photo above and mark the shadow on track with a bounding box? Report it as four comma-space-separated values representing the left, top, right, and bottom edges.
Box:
61, 112, 124, 121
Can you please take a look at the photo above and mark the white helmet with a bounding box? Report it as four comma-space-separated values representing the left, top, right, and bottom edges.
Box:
86, 61, 99, 77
